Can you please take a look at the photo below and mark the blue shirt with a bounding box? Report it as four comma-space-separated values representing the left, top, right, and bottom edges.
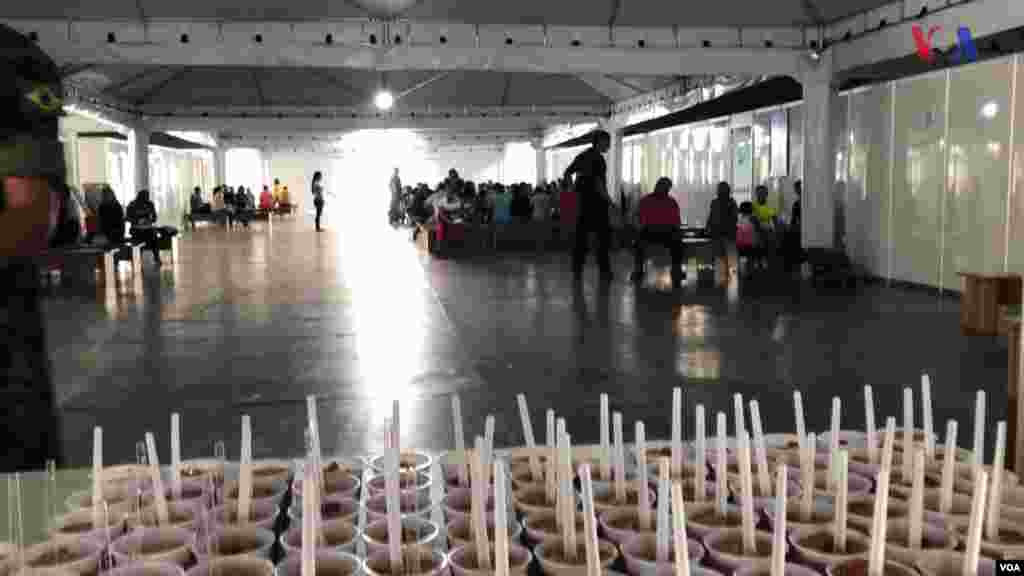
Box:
493, 192, 512, 224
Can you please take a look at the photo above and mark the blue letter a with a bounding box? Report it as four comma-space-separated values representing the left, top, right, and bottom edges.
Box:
955, 27, 977, 64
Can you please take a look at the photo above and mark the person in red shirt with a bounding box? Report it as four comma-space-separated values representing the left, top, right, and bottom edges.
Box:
631, 177, 684, 286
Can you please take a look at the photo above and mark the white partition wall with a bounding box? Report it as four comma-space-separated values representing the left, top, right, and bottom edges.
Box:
846, 85, 892, 281
613, 53, 1024, 292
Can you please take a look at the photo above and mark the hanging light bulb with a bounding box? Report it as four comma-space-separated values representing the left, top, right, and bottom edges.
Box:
375, 90, 394, 110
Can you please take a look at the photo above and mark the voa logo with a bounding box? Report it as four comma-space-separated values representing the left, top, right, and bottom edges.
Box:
911, 24, 977, 65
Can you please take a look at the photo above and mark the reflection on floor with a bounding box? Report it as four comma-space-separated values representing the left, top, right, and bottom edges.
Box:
45, 217, 1008, 468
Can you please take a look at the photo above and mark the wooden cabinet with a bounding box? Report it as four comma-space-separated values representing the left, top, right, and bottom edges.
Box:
959, 273, 1022, 335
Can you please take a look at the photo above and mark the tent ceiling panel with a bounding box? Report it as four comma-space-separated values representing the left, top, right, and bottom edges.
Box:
70, 66, 616, 112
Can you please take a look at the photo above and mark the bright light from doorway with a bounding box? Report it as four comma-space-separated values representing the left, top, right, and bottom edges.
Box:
374, 91, 394, 110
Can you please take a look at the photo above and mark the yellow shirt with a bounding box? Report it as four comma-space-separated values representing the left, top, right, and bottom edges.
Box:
280, 187, 290, 204
753, 202, 777, 226
272, 184, 282, 203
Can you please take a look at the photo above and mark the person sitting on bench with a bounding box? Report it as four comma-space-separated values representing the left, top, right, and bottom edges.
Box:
98, 185, 125, 245
632, 177, 683, 286
190, 186, 211, 215
127, 189, 161, 265
260, 185, 274, 210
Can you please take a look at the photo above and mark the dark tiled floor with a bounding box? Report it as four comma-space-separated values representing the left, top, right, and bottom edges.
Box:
43, 215, 1009, 468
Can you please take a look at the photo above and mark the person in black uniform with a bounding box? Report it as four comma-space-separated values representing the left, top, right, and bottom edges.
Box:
563, 130, 613, 283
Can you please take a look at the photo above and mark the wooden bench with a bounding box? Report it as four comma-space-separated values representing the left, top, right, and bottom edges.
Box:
492, 221, 557, 252
36, 245, 121, 286
185, 212, 227, 229
273, 204, 296, 217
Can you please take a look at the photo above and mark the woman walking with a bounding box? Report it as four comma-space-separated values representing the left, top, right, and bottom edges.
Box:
312, 171, 325, 231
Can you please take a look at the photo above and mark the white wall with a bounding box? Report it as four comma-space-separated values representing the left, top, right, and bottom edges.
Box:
609, 53, 1024, 291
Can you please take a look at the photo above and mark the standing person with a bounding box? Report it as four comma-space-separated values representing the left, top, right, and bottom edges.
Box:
389, 168, 403, 225
563, 129, 613, 283
706, 181, 739, 285
312, 171, 325, 231
784, 180, 803, 273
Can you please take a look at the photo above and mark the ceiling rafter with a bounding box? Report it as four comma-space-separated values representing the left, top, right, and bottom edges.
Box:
306, 68, 366, 102
134, 68, 188, 105
101, 67, 167, 94
251, 68, 267, 108
607, 0, 623, 27
395, 71, 453, 101
604, 75, 646, 94
498, 74, 511, 107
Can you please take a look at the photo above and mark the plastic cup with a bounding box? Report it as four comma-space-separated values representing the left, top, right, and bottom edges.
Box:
280, 518, 359, 556
106, 561, 184, 576
702, 529, 776, 573
445, 515, 522, 550
914, 550, 996, 576
223, 478, 288, 509
846, 497, 910, 533
368, 451, 432, 474
591, 484, 656, 517
534, 540, 618, 576
363, 491, 433, 523
827, 558, 919, 576
212, 499, 279, 532
129, 501, 202, 532
362, 546, 447, 576
366, 471, 431, 498
882, 519, 958, 567
23, 537, 104, 575
762, 499, 835, 534
111, 526, 196, 567
734, 564, 820, 576
185, 556, 274, 576
621, 532, 704, 576
190, 526, 276, 561
275, 551, 361, 576
49, 507, 127, 544
442, 488, 495, 523
289, 496, 359, 524
248, 460, 294, 486
683, 503, 743, 540
521, 510, 585, 550
789, 525, 871, 569
448, 542, 531, 576
293, 472, 360, 500
598, 508, 656, 548
511, 486, 557, 518
64, 483, 142, 516
361, 517, 439, 558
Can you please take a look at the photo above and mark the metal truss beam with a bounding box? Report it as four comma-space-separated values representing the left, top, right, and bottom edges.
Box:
6, 19, 806, 77
829, 0, 1023, 74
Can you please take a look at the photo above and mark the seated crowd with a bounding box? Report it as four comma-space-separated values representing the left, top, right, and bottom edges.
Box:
189, 177, 294, 227
404, 169, 572, 244
48, 183, 178, 267
399, 167, 803, 281
632, 177, 803, 285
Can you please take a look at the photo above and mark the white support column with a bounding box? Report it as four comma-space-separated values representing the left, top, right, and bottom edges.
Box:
533, 140, 547, 186
799, 50, 837, 250
214, 148, 227, 188
133, 124, 150, 193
